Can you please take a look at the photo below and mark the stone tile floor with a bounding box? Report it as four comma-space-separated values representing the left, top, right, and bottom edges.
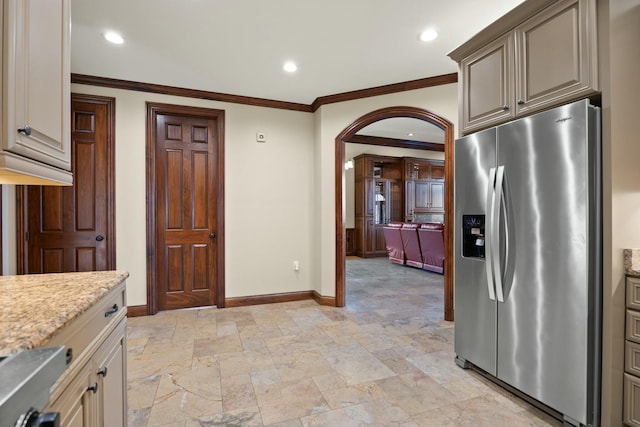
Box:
127, 257, 561, 426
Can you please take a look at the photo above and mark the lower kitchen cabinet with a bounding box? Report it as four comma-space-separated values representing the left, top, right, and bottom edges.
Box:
45, 281, 127, 427
625, 276, 640, 426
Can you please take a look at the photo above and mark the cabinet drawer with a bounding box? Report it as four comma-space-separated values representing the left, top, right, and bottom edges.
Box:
628, 277, 640, 311
625, 373, 640, 426
47, 285, 125, 366
627, 341, 640, 377
628, 311, 640, 344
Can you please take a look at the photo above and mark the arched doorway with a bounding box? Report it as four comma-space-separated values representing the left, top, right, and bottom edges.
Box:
334, 106, 454, 321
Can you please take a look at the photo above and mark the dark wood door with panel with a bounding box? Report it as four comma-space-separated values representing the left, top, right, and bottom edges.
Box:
154, 113, 219, 310
20, 94, 115, 273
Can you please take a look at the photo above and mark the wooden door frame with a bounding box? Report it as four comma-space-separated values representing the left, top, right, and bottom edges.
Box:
16, 93, 116, 273
335, 106, 455, 321
145, 102, 225, 314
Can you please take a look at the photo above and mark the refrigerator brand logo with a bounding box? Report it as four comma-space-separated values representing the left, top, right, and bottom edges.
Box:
555, 116, 572, 123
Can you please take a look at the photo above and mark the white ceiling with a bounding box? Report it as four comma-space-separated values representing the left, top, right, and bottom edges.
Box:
357, 117, 445, 143
70, 0, 525, 105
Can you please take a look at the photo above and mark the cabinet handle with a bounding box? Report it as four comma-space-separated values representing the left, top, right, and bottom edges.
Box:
18, 125, 32, 136
65, 348, 73, 365
209, 232, 216, 239
104, 303, 119, 317
502, 105, 509, 111
517, 99, 525, 105
87, 383, 99, 394
97, 367, 108, 377
95, 235, 104, 242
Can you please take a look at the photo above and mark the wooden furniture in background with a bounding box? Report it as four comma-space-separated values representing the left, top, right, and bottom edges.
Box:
354, 155, 402, 257
354, 155, 445, 258
345, 228, 356, 256
403, 158, 445, 223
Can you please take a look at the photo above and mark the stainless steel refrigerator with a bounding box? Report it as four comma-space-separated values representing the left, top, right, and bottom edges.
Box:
454, 99, 601, 427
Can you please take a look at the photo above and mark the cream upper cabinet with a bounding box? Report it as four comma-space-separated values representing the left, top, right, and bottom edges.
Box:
1, 0, 72, 183
515, 0, 598, 116
450, 0, 598, 135
460, 33, 515, 133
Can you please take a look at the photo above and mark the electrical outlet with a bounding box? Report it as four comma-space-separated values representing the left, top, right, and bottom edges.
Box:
293, 260, 300, 271
256, 132, 267, 143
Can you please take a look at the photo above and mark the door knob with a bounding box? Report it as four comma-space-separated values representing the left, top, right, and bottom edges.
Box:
96, 235, 104, 241
209, 233, 216, 239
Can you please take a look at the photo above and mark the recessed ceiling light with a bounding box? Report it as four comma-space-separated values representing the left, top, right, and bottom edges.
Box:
283, 61, 298, 73
104, 31, 124, 44
407, 132, 415, 137
419, 29, 438, 42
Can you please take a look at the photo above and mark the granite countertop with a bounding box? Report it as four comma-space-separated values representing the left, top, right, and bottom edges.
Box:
0, 271, 129, 354
625, 249, 640, 277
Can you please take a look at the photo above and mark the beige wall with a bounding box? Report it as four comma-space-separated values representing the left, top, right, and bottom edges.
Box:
600, 0, 640, 425
64, 84, 316, 305
1, 82, 457, 306
314, 83, 458, 296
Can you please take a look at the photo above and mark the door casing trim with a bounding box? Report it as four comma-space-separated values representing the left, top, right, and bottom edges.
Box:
334, 106, 455, 321
145, 102, 226, 314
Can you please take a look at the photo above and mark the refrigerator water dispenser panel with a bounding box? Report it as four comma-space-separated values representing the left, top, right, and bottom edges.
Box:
462, 215, 485, 258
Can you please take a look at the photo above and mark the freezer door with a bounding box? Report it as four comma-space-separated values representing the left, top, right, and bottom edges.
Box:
454, 127, 497, 375
495, 100, 596, 425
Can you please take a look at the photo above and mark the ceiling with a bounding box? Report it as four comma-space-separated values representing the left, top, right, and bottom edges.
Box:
70, 0, 525, 106
356, 117, 445, 143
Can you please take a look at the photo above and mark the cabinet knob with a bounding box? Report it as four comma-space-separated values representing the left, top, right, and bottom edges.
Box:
97, 367, 108, 377
87, 383, 99, 394
502, 105, 509, 111
96, 235, 104, 242
18, 125, 32, 136
209, 232, 216, 239
517, 99, 525, 105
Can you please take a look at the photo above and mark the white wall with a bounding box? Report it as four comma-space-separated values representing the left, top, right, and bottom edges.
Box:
314, 83, 458, 296
600, 0, 640, 425
66, 84, 316, 305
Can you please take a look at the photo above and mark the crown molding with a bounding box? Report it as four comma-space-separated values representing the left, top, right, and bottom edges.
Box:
71, 72, 458, 113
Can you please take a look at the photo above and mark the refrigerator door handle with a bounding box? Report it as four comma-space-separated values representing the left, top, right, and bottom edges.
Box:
493, 165, 505, 303
485, 167, 497, 301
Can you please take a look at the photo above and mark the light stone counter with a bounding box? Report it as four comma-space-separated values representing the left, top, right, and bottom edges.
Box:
625, 249, 640, 277
0, 270, 129, 354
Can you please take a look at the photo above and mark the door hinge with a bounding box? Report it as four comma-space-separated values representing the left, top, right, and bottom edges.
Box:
25, 231, 30, 242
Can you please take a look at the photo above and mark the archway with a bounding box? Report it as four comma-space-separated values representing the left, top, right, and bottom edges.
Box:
334, 106, 454, 321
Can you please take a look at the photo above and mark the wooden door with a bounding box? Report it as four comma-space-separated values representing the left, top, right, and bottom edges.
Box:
153, 110, 220, 310
18, 94, 115, 273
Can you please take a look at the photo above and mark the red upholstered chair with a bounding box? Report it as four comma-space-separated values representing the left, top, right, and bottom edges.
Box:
383, 222, 405, 265
418, 222, 445, 274
400, 223, 423, 268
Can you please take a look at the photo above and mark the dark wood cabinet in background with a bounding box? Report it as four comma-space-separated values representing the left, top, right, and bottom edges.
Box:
403, 158, 445, 223
353, 155, 445, 257
354, 155, 402, 257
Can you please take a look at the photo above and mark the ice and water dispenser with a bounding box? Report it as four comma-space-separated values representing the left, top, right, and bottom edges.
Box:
462, 215, 485, 258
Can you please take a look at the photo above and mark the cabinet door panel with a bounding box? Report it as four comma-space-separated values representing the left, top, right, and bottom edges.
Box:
4, 0, 71, 170
95, 320, 126, 427
461, 32, 515, 133
415, 182, 430, 210
47, 362, 94, 427
429, 163, 445, 180
429, 182, 445, 211
516, 0, 597, 115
